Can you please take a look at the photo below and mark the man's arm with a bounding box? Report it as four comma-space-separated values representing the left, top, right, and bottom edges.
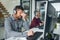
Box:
38, 18, 44, 26
5, 18, 22, 37
39, 23, 44, 26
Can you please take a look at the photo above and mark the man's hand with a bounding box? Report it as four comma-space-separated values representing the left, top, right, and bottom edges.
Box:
21, 13, 28, 21
39, 21, 44, 26
27, 29, 34, 36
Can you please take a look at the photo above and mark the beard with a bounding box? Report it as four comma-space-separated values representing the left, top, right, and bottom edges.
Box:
18, 16, 22, 20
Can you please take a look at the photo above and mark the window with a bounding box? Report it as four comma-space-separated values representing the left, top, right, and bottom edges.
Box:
21, 0, 32, 23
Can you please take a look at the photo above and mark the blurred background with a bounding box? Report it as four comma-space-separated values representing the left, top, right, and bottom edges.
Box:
0, 0, 60, 40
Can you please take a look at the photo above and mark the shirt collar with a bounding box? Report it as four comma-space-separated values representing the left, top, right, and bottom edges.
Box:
11, 15, 16, 21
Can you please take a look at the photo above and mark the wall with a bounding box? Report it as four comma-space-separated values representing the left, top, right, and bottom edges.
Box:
0, 0, 20, 15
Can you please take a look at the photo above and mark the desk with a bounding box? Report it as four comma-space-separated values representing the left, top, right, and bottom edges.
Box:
53, 23, 60, 35
25, 28, 44, 32
6, 37, 27, 40
6, 28, 44, 40
53, 23, 60, 40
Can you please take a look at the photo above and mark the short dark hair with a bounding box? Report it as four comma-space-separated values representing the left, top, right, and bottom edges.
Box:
14, 5, 24, 11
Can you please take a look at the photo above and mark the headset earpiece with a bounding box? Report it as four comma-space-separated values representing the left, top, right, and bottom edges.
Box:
13, 7, 17, 14
13, 10, 16, 13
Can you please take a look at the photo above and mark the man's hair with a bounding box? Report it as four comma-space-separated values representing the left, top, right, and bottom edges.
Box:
14, 5, 24, 11
34, 10, 40, 16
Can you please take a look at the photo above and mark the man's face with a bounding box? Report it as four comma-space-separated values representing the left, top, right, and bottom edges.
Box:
36, 12, 40, 18
16, 9, 23, 18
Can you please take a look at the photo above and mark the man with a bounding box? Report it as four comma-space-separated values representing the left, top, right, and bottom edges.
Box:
30, 10, 44, 29
27, 10, 44, 40
5, 5, 29, 39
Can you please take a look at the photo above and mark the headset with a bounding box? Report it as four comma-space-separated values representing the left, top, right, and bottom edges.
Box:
13, 5, 24, 14
13, 7, 17, 14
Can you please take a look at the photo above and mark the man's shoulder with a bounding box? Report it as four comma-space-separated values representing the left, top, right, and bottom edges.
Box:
5, 16, 10, 19
5, 16, 12, 22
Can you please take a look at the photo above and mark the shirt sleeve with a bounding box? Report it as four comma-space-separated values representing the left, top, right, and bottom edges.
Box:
4, 18, 23, 37
38, 18, 42, 23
